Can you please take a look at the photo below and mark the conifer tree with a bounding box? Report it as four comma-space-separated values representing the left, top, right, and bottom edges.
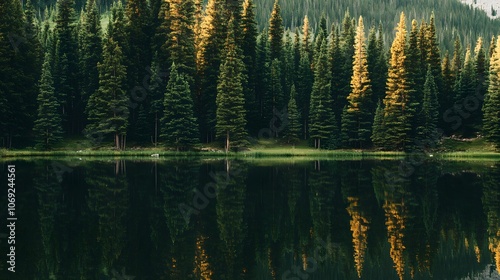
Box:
302, 15, 312, 61
216, 20, 248, 152
342, 17, 373, 148
167, 0, 196, 79
55, 0, 80, 134
441, 51, 454, 133
161, 63, 199, 150
483, 36, 500, 148
418, 66, 439, 147
382, 12, 412, 150
85, 36, 128, 150
309, 39, 337, 149
296, 50, 313, 139
283, 85, 301, 144
79, 0, 102, 109
268, 0, 284, 61
337, 12, 356, 123
241, 0, 259, 134
455, 47, 477, 136
34, 54, 63, 150
255, 31, 271, 127
425, 13, 442, 89
198, 0, 227, 142
367, 24, 387, 106
270, 58, 284, 125
371, 100, 385, 147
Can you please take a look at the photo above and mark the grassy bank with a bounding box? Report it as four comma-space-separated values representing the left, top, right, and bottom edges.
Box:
1, 138, 499, 160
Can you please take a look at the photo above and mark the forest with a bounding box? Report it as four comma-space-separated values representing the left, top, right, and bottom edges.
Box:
1, 0, 500, 152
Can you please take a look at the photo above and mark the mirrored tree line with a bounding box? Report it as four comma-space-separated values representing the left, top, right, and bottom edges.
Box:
3, 159, 499, 279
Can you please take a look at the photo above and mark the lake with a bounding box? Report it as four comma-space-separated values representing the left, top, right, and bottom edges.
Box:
0, 158, 499, 279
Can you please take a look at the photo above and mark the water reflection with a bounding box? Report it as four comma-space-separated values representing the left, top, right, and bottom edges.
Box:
1, 159, 499, 279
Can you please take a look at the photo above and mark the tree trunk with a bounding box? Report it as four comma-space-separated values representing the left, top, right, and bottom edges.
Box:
318, 138, 321, 150
115, 134, 120, 150
226, 131, 230, 153
154, 113, 158, 147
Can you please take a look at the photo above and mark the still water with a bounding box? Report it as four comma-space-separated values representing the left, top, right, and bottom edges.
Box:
0, 159, 499, 280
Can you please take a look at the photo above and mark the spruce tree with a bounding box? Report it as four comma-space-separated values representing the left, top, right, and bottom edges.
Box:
382, 12, 412, 151
167, 0, 196, 79
371, 100, 385, 148
296, 50, 313, 139
309, 39, 337, 149
216, 21, 248, 152
283, 85, 301, 144
342, 16, 373, 148
85, 36, 128, 150
455, 47, 477, 137
198, 0, 227, 142
418, 66, 439, 148
161, 63, 199, 150
255, 31, 271, 128
79, 0, 102, 109
483, 37, 500, 148
34, 54, 63, 150
54, 0, 80, 134
241, 0, 259, 134
367, 24, 386, 106
270, 58, 284, 129
268, 0, 284, 61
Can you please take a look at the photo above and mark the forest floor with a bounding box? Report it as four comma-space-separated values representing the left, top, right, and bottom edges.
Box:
1, 137, 499, 159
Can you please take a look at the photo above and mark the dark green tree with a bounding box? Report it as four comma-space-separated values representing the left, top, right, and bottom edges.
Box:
54, 0, 80, 134
167, 0, 196, 79
33, 54, 63, 150
417, 66, 440, 148
79, 0, 102, 109
309, 39, 337, 149
85, 36, 128, 150
371, 100, 385, 147
283, 85, 301, 144
216, 21, 248, 152
161, 63, 199, 150
296, 50, 313, 139
268, 0, 283, 61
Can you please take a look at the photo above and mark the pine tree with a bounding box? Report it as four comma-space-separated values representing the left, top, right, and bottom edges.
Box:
85, 36, 128, 150
198, 0, 227, 143
417, 66, 439, 148
79, 0, 102, 109
342, 16, 373, 148
54, 0, 80, 134
441, 51, 454, 134
371, 100, 385, 148
337, 12, 356, 124
455, 47, 477, 137
283, 85, 301, 144
167, 0, 196, 79
161, 63, 199, 150
268, 0, 284, 61
296, 50, 313, 139
255, 31, 271, 128
270, 58, 284, 130
34, 54, 63, 150
241, 0, 259, 134
309, 39, 337, 149
483, 36, 500, 148
367, 24, 387, 106
216, 20, 248, 152
382, 12, 412, 151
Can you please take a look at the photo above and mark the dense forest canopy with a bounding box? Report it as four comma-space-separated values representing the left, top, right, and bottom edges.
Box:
33, 0, 500, 50
2, 0, 500, 151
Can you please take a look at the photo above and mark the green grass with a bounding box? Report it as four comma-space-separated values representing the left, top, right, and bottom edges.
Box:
2, 137, 500, 160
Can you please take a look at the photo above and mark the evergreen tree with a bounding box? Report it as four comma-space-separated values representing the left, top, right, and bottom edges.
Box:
54, 0, 80, 134
417, 66, 439, 148
367, 24, 387, 106
296, 50, 313, 139
342, 16, 373, 148
216, 21, 248, 152
255, 31, 271, 128
79, 0, 102, 109
302, 15, 312, 60
441, 51, 454, 134
371, 100, 385, 147
283, 85, 301, 144
309, 39, 337, 149
34, 54, 63, 150
268, 0, 284, 61
149, 58, 165, 147
161, 63, 199, 150
454, 47, 477, 137
424, 13, 442, 90
167, 0, 196, 79
241, 0, 259, 134
269, 58, 284, 132
337, 12, 356, 124
85, 37, 128, 150
382, 12, 413, 151
198, 0, 227, 142
483, 37, 500, 148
